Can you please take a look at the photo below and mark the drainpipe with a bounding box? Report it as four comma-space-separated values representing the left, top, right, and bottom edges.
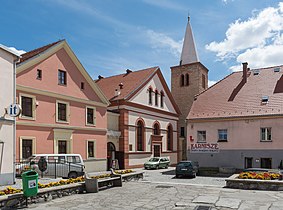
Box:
13, 56, 20, 184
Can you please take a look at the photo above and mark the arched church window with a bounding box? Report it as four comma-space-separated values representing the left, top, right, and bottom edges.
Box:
160, 91, 164, 108
148, 87, 153, 105
136, 120, 144, 151
155, 90, 158, 106
186, 74, 189, 86
180, 74, 184, 86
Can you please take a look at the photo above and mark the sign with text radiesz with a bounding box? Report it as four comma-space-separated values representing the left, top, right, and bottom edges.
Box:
190, 143, 219, 153
7, 104, 22, 117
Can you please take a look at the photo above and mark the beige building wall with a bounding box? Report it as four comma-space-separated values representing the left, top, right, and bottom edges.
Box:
188, 117, 283, 169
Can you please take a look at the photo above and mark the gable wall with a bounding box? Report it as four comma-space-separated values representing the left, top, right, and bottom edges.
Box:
130, 74, 177, 114
17, 48, 102, 102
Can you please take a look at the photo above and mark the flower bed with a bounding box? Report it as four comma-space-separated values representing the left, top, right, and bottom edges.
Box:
238, 172, 281, 180
0, 169, 133, 196
226, 172, 283, 191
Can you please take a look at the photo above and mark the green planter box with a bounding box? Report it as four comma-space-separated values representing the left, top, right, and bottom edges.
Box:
22, 170, 38, 197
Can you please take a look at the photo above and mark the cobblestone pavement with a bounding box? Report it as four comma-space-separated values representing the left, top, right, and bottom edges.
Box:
28, 181, 283, 210
139, 167, 227, 187
26, 168, 283, 210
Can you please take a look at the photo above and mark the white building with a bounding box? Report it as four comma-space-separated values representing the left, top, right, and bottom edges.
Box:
0, 44, 20, 185
96, 67, 180, 169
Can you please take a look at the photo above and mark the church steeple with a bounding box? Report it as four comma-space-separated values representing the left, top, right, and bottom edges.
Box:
180, 16, 199, 65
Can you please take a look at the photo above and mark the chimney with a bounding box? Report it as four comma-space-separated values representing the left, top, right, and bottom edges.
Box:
98, 75, 104, 80
242, 62, 248, 83
114, 89, 121, 97
119, 83, 123, 89
126, 69, 132, 74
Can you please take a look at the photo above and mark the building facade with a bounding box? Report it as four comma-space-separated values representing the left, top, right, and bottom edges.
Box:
0, 44, 20, 185
16, 40, 110, 172
96, 67, 180, 169
171, 17, 208, 161
187, 63, 283, 170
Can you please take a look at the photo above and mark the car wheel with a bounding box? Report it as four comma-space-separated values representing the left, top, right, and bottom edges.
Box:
68, 171, 78, 179
176, 174, 181, 178
192, 172, 196, 178
156, 165, 159, 169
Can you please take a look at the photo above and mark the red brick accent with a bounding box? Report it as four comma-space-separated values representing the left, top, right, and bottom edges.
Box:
119, 109, 129, 168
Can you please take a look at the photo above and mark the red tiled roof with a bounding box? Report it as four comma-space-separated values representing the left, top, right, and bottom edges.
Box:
188, 65, 283, 120
95, 67, 158, 101
18, 40, 64, 64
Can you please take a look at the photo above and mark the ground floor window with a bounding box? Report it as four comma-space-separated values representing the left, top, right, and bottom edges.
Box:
244, 157, 253, 169
58, 140, 67, 154
87, 141, 95, 158
22, 139, 33, 159
261, 158, 272, 169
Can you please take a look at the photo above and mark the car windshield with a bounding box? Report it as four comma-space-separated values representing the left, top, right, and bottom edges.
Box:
149, 158, 159, 162
177, 162, 192, 167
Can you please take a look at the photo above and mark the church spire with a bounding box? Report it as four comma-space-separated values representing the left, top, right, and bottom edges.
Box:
180, 16, 199, 65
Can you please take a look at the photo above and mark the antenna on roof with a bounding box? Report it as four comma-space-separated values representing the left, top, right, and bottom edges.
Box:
187, 11, 190, 22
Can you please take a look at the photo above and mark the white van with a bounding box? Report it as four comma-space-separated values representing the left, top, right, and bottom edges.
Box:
28, 154, 85, 178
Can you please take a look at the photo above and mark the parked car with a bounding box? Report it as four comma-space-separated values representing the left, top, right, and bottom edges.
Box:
16, 154, 85, 178
144, 157, 170, 169
175, 161, 199, 178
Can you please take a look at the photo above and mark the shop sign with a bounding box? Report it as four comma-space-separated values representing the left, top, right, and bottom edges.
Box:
190, 143, 219, 153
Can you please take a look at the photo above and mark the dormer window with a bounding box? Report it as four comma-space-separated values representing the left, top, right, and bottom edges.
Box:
253, 70, 260, 75
274, 67, 280, 72
262, 96, 269, 104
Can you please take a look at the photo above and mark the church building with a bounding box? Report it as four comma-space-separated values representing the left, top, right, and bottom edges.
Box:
171, 17, 208, 161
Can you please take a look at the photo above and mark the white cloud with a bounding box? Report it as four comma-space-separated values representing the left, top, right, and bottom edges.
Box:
206, 2, 283, 70
222, 0, 234, 4
208, 80, 217, 87
8, 47, 26, 55
146, 29, 183, 57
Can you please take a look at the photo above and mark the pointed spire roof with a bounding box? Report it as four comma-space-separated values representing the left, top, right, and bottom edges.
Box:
180, 16, 199, 65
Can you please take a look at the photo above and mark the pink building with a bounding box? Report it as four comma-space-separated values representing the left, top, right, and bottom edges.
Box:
16, 40, 109, 172
187, 63, 283, 170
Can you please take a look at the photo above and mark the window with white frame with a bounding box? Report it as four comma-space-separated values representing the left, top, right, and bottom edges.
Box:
218, 129, 228, 142
86, 106, 96, 126
261, 128, 272, 141
56, 101, 69, 123
197, 131, 206, 142
87, 140, 95, 158
20, 137, 36, 160
58, 69, 67, 85
20, 94, 36, 119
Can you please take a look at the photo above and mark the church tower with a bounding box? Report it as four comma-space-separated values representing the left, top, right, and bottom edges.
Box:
171, 17, 208, 161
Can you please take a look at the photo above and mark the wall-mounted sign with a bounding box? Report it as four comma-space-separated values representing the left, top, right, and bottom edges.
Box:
190, 143, 219, 153
7, 104, 22, 117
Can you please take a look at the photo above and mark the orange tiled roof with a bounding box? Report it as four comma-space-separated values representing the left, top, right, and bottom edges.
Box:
18, 40, 64, 64
188, 65, 283, 120
95, 67, 158, 101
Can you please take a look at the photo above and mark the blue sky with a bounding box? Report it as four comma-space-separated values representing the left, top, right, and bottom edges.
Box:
1, 0, 283, 86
